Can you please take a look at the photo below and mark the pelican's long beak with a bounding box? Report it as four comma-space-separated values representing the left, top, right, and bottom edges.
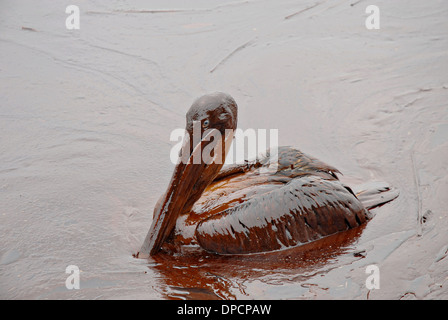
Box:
137, 129, 234, 257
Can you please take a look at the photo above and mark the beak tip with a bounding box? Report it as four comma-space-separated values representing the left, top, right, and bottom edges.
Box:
137, 239, 156, 259
135, 251, 148, 259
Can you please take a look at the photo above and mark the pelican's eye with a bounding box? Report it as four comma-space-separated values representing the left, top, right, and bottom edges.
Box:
203, 119, 210, 127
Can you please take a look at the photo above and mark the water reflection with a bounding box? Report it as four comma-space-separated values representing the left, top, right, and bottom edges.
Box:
149, 226, 365, 299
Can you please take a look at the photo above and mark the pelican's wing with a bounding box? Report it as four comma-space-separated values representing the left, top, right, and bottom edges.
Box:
195, 175, 370, 254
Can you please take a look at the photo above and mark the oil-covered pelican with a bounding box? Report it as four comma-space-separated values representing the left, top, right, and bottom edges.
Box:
137, 93, 398, 257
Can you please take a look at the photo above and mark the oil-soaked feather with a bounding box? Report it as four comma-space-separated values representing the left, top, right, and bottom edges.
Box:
195, 175, 370, 254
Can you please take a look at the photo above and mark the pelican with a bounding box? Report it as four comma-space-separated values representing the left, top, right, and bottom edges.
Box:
137, 92, 398, 257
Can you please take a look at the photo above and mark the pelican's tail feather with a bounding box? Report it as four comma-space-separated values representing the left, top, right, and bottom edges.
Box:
353, 181, 399, 210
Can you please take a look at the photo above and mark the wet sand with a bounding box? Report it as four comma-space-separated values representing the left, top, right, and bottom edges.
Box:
1, 0, 447, 299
